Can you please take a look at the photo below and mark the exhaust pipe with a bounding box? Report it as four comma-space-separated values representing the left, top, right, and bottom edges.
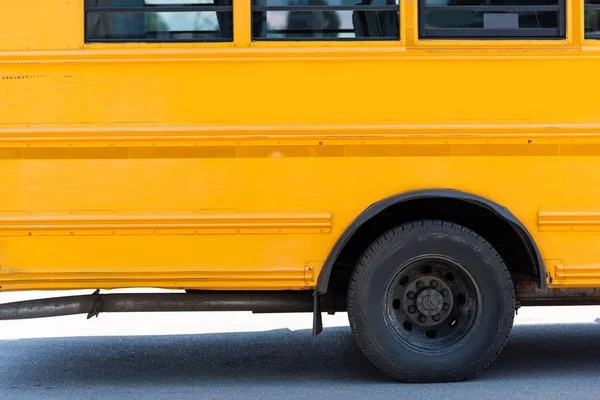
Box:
0, 290, 324, 320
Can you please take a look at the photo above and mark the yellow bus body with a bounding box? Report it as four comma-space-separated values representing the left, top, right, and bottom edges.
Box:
0, 0, 600, 294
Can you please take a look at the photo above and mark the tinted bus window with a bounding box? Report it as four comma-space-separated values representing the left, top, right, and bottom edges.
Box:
420, 0, 565, 39
586, 0, 600, 38
85, 0, 233, 42
252, 0, 400, 41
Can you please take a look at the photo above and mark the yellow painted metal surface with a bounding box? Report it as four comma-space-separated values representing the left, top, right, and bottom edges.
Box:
1, 0, 600, 291
551, 264, 600, 288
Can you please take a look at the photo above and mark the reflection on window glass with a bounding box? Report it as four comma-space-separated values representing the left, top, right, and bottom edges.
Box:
586, 0, 600, 38
85, 0, 233, 42
420, 0, 564, 39
252, 0, 400, 41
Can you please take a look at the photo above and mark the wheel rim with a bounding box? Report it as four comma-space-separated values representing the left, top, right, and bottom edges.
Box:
383, 255, 482, 355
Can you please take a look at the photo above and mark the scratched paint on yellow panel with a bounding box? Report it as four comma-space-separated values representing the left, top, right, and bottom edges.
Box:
1, 1, 600, 291
4, 55, 600, 126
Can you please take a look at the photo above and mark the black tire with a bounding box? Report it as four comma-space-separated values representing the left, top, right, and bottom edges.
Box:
347, 220, 515, 383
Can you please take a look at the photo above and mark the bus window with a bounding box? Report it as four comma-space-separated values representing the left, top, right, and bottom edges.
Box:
85, 0, 233, 42
251, 0, 400, 41
586, 0, 600, 38
419, 0, 565, 39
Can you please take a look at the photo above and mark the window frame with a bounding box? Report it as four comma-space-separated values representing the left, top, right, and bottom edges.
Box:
418, 0, 567, 40
250, 2, 401, 42
84, 2, 234, 43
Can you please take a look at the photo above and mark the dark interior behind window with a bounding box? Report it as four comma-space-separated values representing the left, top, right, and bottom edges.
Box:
252, 0, 400, 41
85, 0, 233, 42
420, 0, 565, 39
586, 0, 600, 38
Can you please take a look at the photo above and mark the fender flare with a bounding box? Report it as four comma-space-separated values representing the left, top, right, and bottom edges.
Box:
316, 189, 546, 294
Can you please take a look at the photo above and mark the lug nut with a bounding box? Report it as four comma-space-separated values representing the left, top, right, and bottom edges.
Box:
441, 289, 449, 296
408, 305, 416, 313
407, 291, 415, 299
430, 280, 438, 288
443, 303, 450, 311
432, 315, 440, 322
418, 315, 427, 323
416, 281, 424, 289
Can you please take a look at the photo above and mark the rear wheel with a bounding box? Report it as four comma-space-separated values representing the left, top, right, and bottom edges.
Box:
347, 220, 515, 382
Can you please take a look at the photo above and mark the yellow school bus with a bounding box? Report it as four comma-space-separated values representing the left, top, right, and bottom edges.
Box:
1, 0, 600, 383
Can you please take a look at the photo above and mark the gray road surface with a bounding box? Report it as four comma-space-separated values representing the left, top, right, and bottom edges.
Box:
0, 316, 600, 399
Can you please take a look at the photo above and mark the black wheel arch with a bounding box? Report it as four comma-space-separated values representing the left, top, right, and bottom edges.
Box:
316, 189, 546, 294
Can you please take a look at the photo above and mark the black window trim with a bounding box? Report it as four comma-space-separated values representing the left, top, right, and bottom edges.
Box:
251, 3, 400, 42
418, 0, 566, 40
84, 3, 234, 43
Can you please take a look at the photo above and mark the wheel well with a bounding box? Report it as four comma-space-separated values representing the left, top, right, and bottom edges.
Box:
325, 197, 540, 298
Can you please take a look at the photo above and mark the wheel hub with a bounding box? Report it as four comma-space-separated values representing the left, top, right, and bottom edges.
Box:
384, 256, 481, 354
416, 289, 443, 316
402, 275, 454, 327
